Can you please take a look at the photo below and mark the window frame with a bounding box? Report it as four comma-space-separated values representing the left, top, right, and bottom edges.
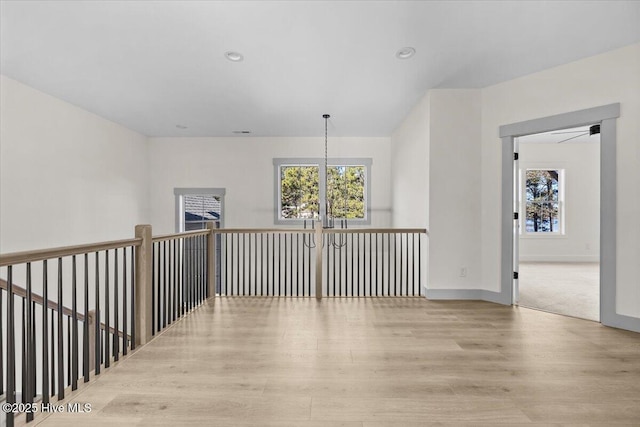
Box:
520, 168, 565, 237
273, 157, 372, 226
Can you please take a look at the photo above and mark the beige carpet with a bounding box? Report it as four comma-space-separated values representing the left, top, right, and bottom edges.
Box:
518, 262, 599, 321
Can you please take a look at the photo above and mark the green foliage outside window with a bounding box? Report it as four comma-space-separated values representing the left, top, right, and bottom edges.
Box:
280, 165, 365, 220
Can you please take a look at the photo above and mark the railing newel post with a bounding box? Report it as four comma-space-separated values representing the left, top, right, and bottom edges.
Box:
135, 225, 153, 345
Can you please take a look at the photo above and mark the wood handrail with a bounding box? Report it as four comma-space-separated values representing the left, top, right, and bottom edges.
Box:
152, 229, 211, 242
0, 238, 142, 267
213, 228, 313, 234
0, 278, 130, 339
212, 227, 429, 235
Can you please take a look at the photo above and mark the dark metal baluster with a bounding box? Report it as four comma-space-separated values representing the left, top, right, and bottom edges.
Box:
163, 241, 167, 328
95, 252, 101, 375
185, 238, 190, 310
123, 248, 128, 356
386, 234, 390, 296
284, 234, 288, 296
331, 234, 338, 297
25, 263, 34, 421
375, 233, 379, 296
30, 300, 36, 400
400, 234, 404, 295
405, 233, 409, 296
72, 255, 78, 389
261, 234, 265, 296
41, 260, 49, 403
255, 233, 259, 296
50, 309, 55, 397
248, 233, 258, 295
412, 234, 416, 296
104, 251, 110, 370
192, 236, 196, 308
307, 232, 311, 296
57, 257, 64, 399
343, 234, 347, 297
337, 235, 341, 296
418, 234, 422, 296
131, 247, 136, 349
394, 234, 397, 296
296, 233, 300, 297
325, 237, 330, 297
247, 233, 252, 296
369, 233, 373, 297
196, 235, 200, 304
267, 234, 276, 296
228, 235, 232, 296
114, 249, 120, 361
172, 240, 177, 321
235, 234, 240, 297
152, 243, 156, 335
20, 299, 25, 404
202, 235, 206, 302
67, 316, 71, 386
278, 234, 281, 296
350, 234, 354, 297
356, 234, 360, 297
6, 266, 15, 427
224, 234, 229, 296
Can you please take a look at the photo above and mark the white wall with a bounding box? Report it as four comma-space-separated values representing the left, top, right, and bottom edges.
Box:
518, 140, 600, 262
428, 90, 482, 290
390, 93, 429, 228
0, 75, 149, 252
148, 137, 392, 233
481, 43, 640, 317
391, 89, 483, 291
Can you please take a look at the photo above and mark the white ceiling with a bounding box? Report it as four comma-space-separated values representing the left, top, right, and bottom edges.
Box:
1, 1, 639, 137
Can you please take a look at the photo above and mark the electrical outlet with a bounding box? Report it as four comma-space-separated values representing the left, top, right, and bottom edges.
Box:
460, 267, 467, 277
585, 243, 591, 250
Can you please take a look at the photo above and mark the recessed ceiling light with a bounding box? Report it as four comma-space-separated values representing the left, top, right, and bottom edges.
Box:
225, 51, 244, 62
232, 130, 251, 134
395, 47, 416, 59
176, 124, 187, 129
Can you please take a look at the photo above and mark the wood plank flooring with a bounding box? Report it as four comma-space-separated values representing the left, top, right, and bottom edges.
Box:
29, 297, 640, 426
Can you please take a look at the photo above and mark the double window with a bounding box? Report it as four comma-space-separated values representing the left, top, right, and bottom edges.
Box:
274, 158, 371, 225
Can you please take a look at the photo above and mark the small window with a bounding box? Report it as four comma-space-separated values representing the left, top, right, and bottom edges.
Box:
524, 169, 562, 233
274, 158, 371, 225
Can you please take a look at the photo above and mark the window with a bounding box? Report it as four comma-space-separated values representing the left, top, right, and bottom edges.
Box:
523, 169, 563, 234
174, 188, 225, 232
274, 158, 371, 224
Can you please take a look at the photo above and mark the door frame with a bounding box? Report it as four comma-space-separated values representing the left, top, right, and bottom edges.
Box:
499, 104, 622, 327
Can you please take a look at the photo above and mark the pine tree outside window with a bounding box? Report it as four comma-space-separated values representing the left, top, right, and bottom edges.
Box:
274, 158, 371, 225
524, 169, 563, 233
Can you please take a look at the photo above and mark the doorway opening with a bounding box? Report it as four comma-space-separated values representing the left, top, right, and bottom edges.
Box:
514, 126, 600, 321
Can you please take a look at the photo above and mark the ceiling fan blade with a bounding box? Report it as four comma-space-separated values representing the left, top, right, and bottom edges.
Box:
557, 132, 589, 143
552, 130, 587, 134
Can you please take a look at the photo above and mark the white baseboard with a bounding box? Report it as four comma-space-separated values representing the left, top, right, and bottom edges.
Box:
519, 255, 599, 263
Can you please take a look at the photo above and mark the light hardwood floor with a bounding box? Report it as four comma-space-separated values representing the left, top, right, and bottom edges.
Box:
29, 297, 640, 426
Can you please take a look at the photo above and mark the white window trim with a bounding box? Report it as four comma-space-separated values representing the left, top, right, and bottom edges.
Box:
273, 158, 372, 226
520, 167, 566, 238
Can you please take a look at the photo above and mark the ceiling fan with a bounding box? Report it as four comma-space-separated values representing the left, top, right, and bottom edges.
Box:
552, 124, 600, 143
